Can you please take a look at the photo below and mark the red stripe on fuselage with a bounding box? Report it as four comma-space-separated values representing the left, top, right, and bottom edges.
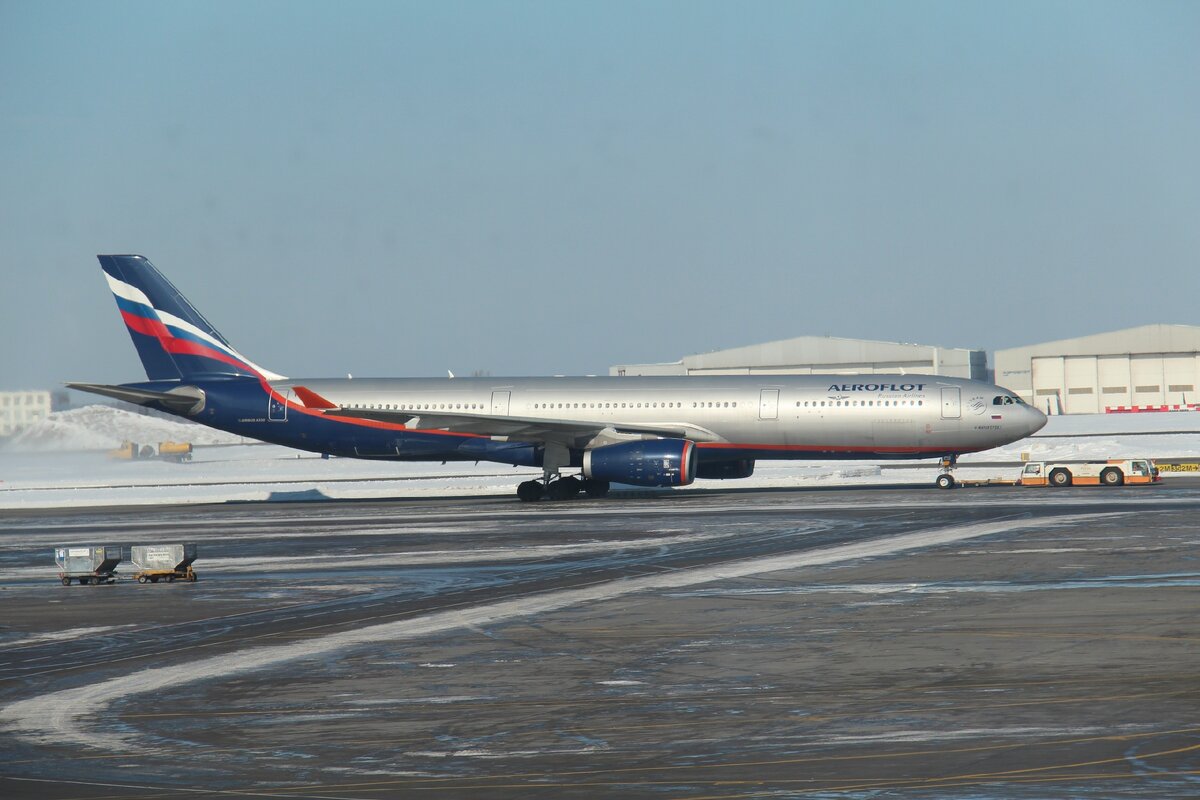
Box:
268, 386, 485, 438
696, 442, 952, 454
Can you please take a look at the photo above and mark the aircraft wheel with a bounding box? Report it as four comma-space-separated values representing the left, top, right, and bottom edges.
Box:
517, 480, 544, 502
935, 474, 956, 490
583, 478, 610, 498
547, 479, 578, 501
556, 476, 582, 497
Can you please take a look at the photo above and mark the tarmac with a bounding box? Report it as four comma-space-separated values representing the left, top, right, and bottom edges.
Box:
1, 483, 1198, 798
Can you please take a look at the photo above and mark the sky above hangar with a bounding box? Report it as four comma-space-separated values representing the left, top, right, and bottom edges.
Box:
2, 1, 1198, 391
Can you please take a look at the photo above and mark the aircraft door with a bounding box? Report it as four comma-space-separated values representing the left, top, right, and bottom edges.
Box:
940, 387, 961, 419
759, 389, 779, 420
491, 391, 511, 416
268, 389, 291, 422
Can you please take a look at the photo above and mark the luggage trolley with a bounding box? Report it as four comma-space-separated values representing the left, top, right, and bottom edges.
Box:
128, 543, 198, 583
55, 545, 122, 585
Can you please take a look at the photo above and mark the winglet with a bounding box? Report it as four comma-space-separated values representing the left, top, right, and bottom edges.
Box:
292, 385, 337, 409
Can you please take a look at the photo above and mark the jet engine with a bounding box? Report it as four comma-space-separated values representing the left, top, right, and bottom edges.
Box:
582, 439, 696, 487
695, 459, 755, 479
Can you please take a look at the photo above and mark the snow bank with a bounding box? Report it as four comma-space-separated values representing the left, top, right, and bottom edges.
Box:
2, 405, 244, 452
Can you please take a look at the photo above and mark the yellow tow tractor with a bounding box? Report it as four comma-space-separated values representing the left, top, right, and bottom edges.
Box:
108, 441, 193, 462
1019, 458, 1160, 487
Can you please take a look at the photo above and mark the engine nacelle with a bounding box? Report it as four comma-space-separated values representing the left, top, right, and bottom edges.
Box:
695, 459, 755, 480
583, 439, 697, 487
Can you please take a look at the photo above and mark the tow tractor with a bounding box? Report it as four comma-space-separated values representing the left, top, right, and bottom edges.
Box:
1018, 459, 1159, 487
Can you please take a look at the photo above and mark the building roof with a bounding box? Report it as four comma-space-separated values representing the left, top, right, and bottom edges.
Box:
996, 324, 1200, 359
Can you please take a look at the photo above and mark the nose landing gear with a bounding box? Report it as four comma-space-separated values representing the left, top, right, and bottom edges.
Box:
935, 455, 958, 490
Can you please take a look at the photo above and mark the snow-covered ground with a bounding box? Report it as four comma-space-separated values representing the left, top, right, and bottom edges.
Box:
1, 405, 1199, 509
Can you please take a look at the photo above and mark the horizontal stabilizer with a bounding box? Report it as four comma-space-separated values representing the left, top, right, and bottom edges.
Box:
66, 382, 206, 415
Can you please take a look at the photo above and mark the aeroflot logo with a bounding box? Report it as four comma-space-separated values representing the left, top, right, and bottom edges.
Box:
828, 383, 926, 392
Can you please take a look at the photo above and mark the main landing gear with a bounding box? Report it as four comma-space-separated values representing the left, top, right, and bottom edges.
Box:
516, 442, 609, 502
935, 455, 958, 490
517, 474, 610, 502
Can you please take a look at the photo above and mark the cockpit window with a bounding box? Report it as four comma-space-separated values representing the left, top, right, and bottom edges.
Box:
992, 395, 1017, 405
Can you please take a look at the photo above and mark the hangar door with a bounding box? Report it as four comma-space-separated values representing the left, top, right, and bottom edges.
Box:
1033, 356, 1099, 414
1063, 356, 1098, 414
1130, 356, 1163, 407
1031, 356, 1064, 414
1163, 355, 1197, 405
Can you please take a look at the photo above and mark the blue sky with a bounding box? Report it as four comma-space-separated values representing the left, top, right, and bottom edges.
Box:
2, 1, 1198, 389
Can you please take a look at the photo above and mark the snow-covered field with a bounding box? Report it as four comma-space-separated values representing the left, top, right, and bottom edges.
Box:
2, 405, 1199, 509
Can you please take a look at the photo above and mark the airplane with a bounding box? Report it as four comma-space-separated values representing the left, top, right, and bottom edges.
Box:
69, 255, 1047, 500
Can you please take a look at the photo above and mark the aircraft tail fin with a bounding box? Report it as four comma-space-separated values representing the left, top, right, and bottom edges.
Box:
97, 255, 284, 382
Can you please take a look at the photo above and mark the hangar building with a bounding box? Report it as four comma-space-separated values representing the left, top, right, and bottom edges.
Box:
611, 336, 988, 380
994, 325, 1200, 414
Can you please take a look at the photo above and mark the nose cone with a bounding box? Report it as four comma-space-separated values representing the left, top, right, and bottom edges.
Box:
1024, 405, 1048, 436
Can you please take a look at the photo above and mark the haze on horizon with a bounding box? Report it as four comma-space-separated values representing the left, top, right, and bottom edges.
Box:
2, 1, 1198, 392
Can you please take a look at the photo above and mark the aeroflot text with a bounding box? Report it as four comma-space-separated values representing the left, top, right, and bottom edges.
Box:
828, 383, 926, 392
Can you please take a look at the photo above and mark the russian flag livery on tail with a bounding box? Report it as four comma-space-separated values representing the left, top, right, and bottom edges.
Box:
71, 255, 1047, 499
99, 255, 282, 381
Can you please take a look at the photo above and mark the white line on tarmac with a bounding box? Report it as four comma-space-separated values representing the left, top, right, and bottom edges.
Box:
0, 513, 1116, 753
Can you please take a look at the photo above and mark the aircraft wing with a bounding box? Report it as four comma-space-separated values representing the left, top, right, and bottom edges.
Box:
296, 386, 723, 447
319, 407, 721, 447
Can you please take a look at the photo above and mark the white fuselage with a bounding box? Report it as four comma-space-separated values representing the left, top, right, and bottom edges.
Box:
275, 373, 1045, 458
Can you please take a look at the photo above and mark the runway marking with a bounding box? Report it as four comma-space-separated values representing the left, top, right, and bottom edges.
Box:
0, 513, 1117, 753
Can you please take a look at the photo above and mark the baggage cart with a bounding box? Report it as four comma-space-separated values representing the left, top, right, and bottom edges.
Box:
55, 545, 122, 585
128, 543, 198, 583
